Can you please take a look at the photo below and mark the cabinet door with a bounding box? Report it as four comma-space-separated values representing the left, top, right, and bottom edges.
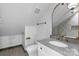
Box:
38, 50, 46, 56
38, 45, 59, 56
38, 42, 63, 56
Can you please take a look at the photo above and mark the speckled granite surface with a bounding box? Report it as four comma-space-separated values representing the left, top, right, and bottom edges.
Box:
37, 38, 79, 56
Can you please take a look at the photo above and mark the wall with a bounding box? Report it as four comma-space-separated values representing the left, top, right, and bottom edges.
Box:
70, 13, 78, 26
0, 3, 55, 49
35, 5, 53, 40
66, 13, 78, 38
0, 3, 36, 36
36, 15, 51, 40
0, 34, 23, 49
0, 3, 51, 36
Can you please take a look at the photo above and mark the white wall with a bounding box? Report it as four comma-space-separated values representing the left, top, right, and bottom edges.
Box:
0, 3, 55, 49
36, 15, 52, 40
0, 34, 23, 49
35, 5, 53, 40
0, 3, 36, 36
66, 13, 78, 38
70, 13, 78, 26
0, 3, 51, 36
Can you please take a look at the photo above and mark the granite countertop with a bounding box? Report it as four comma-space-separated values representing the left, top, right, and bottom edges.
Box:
37, 38, 79, 56
64, 35, 77, 39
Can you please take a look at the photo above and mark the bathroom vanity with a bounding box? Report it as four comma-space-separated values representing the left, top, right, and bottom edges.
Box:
37, 38, 79, 56
37, 40, 63, 56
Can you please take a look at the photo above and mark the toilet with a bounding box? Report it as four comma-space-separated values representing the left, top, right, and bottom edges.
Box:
25, 44, 38, 56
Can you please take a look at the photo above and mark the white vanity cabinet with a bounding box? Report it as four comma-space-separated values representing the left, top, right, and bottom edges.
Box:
37, 42, 63, 56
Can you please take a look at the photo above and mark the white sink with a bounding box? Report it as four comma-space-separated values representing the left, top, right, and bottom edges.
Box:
49, 41, 68, 47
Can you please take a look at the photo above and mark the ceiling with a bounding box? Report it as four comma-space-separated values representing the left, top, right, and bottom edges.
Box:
0, 3, 73, 36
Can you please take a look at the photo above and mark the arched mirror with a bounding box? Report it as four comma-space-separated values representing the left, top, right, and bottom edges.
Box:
51, 3, 79, 41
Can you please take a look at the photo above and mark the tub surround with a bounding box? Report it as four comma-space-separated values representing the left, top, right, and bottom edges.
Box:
37, 37, 79, 56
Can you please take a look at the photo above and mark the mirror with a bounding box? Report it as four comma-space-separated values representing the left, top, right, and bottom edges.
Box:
51, 3, 79, 39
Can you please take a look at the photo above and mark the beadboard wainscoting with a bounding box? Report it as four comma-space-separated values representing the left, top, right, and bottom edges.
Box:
0, 34, 23, 49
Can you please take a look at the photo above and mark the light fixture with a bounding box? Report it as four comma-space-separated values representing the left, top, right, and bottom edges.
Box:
68, 3, 78, 10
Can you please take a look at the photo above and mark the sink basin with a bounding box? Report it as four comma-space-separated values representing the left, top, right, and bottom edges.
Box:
49, 41, 68, 47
